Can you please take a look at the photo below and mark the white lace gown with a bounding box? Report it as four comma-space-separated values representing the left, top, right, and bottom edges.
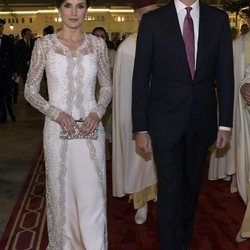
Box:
25, 34, 112, 250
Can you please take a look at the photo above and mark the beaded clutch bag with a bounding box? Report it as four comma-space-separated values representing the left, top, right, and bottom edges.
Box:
59, 120, 98, 140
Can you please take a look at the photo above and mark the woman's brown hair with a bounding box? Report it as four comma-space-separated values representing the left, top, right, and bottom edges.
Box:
55, 0, 90, 9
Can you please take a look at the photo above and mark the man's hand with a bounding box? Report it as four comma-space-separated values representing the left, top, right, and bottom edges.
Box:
240, 83, 250, 104
12, 72, 18, 79
216, 130, 231, 148
134, 132, 152, 154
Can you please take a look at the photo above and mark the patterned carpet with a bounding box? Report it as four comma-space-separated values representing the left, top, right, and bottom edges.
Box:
0, 150, 250, 250
0, 151, 48, 250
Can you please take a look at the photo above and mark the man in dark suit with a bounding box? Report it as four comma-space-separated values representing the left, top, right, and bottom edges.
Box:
0, 18, 17, 123
132, 0, 234, 249
16, 28, 34, 85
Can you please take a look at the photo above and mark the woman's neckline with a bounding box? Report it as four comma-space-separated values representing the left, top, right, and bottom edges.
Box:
54, 32, 86, 56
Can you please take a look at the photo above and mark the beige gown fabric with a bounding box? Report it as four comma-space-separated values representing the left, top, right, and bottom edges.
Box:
208, 34, 246, 184
25, 34, 112, 250
209, 33, 250, 237
208, 68, 239, 182
235, 33, 250, 237
112, 34, 157, 203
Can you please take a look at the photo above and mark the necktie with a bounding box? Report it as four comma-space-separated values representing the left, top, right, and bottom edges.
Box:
183, 7, 195, 79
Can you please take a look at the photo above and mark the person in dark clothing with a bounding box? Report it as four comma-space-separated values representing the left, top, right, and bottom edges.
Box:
132, 0, 234, 249
16, 28, 34, 85
0, 18, 17, 123
43, 25, 55, 36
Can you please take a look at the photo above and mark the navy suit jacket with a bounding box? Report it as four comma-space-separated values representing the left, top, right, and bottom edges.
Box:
132, 1, 234, 149
0, 35, 17, 86
16, 38, 34, 73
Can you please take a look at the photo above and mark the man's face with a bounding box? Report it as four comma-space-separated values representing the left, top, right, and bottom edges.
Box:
241, 24, 249, 35
93, 29, 106, 41
0, 24, 4, 35
24, 30, 32, 41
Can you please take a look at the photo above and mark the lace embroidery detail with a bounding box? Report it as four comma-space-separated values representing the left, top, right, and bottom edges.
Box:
24, 38, 62, 121
52, 50, 76, 249
46, 141, 68, 250
73, 35, 110, 249
75, 51, 86, 118
57, 142, 68, 248
54, 47, 67, 56
53, 33, 94, 58
91, 37, 112, 119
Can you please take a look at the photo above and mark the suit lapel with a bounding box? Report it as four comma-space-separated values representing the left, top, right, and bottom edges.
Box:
167, 2, 191, 78
195, 3, 211, 77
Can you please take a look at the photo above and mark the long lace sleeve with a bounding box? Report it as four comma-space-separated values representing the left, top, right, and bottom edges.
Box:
24, 38, 62, 121
92, 38, 112, 118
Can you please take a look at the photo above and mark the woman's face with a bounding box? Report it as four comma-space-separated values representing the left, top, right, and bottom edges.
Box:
59, 0, 88, 29
93, 29, 106, 41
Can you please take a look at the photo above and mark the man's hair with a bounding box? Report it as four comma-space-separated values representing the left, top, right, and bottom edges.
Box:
43, 25, 54, 35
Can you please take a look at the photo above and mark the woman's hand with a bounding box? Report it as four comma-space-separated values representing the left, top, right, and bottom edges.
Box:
240, 83, 250, 104
56, 112, 77, 134
80, 112, 100, 135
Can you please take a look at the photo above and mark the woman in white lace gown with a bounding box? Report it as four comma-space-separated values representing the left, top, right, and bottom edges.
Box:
24, 0, 112, 249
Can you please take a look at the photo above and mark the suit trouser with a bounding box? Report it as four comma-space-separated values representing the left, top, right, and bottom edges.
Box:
153, 130, 209, 250
0, 93, 5, 121
20, 67, 29, 85
0, 85, 14, 121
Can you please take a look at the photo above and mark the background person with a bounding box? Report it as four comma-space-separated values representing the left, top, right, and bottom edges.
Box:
232, 13, 250, 242
16, 28, 34, 86
0, 18, 17, 123
112, 0, 158, 225
240, 23, 249, 36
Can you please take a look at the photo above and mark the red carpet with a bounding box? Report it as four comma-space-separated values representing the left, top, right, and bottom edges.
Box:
1, 150, 250, 250
0, 149, 48, 250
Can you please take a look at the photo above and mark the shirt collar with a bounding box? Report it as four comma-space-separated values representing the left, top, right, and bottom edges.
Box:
174, 0, 199, 14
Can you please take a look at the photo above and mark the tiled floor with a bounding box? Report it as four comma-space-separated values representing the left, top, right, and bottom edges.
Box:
0, 85, 45, 237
